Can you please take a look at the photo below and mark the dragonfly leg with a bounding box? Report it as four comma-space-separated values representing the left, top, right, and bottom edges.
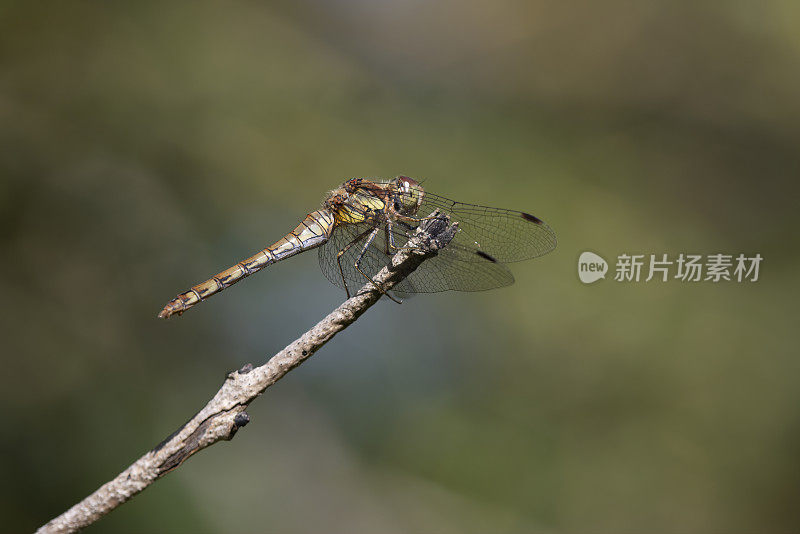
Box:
353, 226, 402, 304
336, 226, 376, 298
384, 221, 405, 253
384, 219, 431, 253
384, 224, 392, 254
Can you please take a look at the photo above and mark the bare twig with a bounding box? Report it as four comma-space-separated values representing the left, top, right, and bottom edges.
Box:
37, 213, 457, 534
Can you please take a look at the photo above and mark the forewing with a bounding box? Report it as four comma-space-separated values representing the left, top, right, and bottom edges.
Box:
417, 190, 557, 263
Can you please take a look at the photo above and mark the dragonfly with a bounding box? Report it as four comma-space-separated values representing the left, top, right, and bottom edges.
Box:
158, 176, 557, 319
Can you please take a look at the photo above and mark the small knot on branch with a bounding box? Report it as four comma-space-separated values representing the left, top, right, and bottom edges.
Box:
233, 412, 250, 428
415, 210, 458, 253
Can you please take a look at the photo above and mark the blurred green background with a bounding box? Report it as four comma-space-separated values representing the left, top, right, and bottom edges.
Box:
2, 1, 798, 532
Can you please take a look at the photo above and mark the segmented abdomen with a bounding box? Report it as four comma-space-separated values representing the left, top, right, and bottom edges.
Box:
158, 209, 335, 318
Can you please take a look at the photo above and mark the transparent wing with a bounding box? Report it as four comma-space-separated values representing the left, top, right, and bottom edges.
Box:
318, 222, 391, 296
318, 220, 514, 295
416, 189, 557, 263
398, 238, 515, 293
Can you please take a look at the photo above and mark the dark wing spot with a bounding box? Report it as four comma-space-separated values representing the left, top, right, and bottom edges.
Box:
475, 250, 498, 263
521, 212, 543, 224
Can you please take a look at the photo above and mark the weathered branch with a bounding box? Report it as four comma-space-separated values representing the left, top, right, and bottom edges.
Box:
37, 213, 457, 534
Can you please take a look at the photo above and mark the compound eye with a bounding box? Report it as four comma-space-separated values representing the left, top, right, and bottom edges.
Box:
397, 175, 419, 189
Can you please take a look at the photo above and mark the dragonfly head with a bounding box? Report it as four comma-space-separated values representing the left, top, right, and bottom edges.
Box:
393, 176, 425, 216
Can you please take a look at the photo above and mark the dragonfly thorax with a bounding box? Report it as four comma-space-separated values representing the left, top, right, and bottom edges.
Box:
324, 185, 384, 225
324, 176, 425, 225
